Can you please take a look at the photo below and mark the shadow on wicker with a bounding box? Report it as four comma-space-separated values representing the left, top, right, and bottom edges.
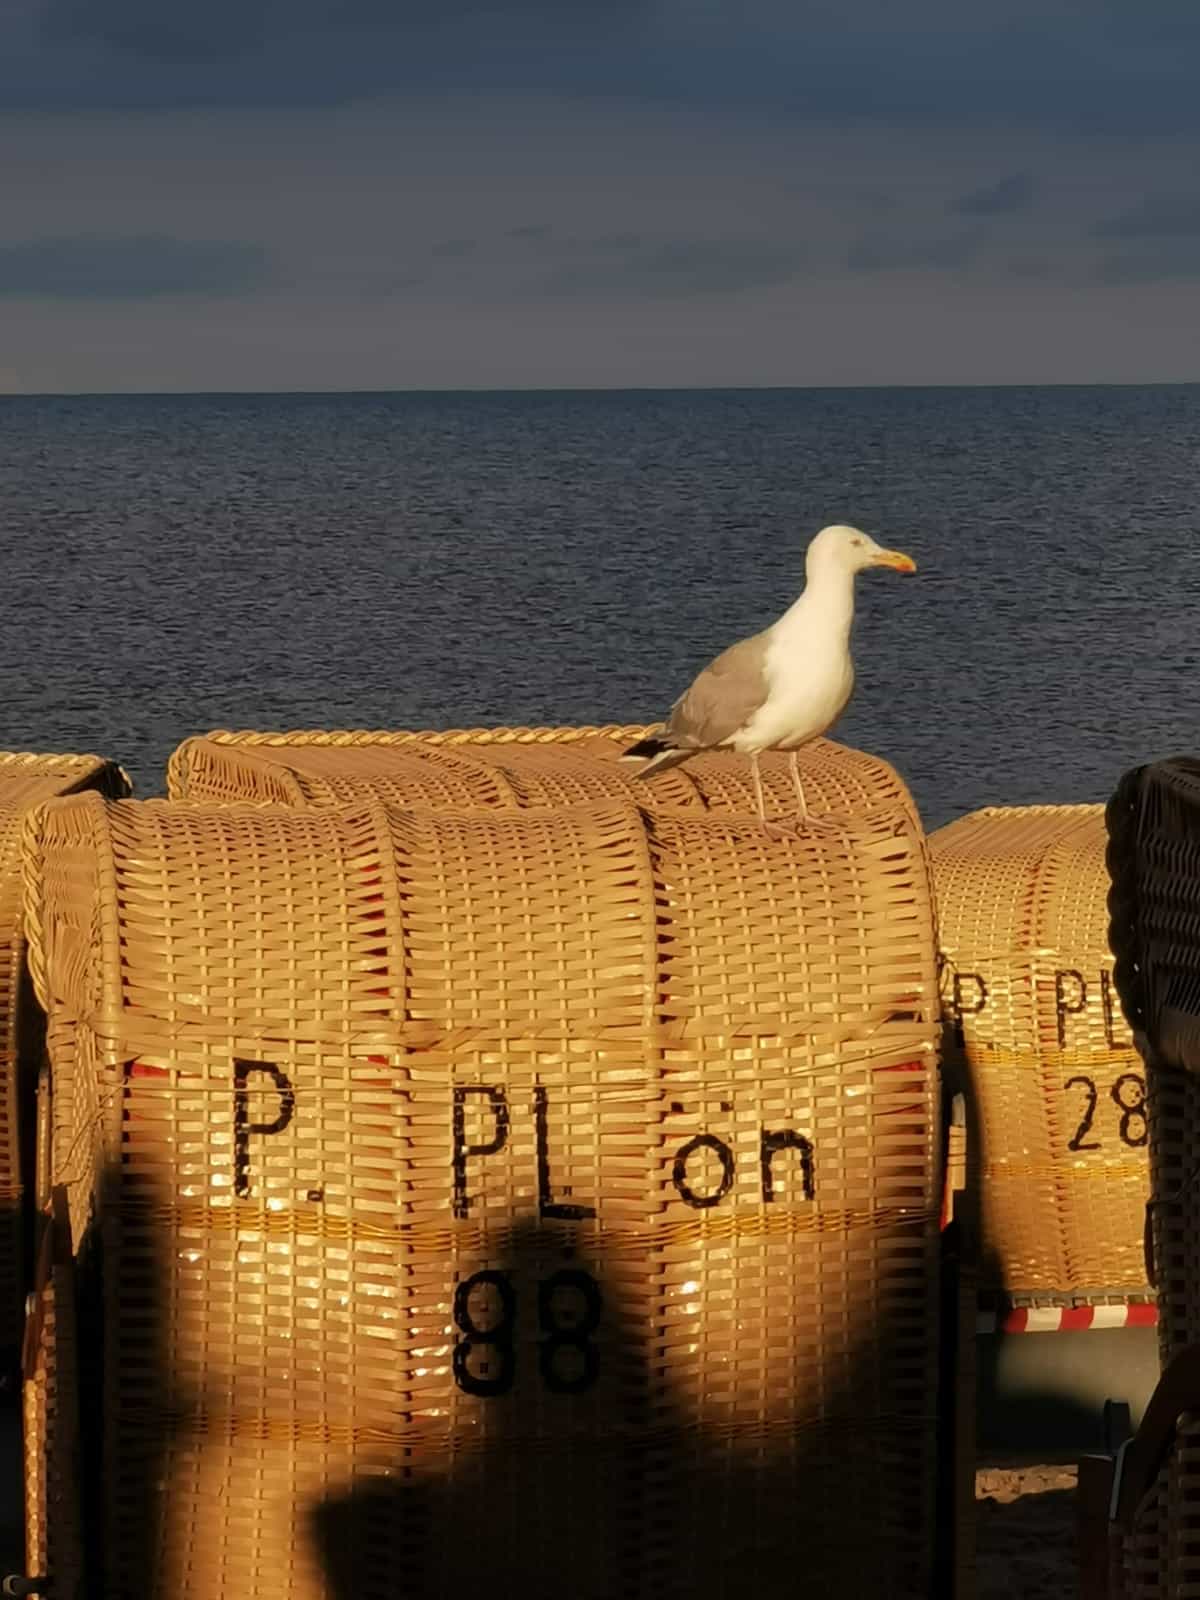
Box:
308, 1213, 927, 1600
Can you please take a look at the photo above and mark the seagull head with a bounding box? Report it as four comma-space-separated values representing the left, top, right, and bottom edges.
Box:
808, 523, 917, 579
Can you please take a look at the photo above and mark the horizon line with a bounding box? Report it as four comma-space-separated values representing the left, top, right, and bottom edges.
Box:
2, 378, 1200, 399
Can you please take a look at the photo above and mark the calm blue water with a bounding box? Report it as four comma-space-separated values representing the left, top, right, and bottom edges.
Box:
1, 385, 1198, 828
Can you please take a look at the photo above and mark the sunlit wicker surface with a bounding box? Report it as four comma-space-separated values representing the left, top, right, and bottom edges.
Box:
0, 752, 129, 1357
26, 780, 940, 1599
931, 803, 1149, 1299
167, 724, 922, 829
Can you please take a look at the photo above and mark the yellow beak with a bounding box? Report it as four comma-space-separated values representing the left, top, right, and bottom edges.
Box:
874, 548, 917, 573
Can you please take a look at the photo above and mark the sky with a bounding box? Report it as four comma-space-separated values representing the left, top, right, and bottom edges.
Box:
3, 1, 1200, 391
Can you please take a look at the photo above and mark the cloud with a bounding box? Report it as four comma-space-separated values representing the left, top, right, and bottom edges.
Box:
22, 0, 647, 109
44, 0, 647, 58
845, 230, 983, 271
949, 171, 1036, 215
41, 0, 270, 60
1095, 240, 1200, 282
39, 0, 641, 61
2, 11, 1200, 390
1093, 194, 1200, 237
538, 237, 805, 298
0, 0, 1196, 135
0, 234, 268, 297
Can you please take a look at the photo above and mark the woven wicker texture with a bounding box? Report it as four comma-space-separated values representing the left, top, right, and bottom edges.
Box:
1124, 1458, 1168, 1600
1116, 1410, 1200, 1599
166, 724, 922, 830
1106, 762, 1200, 1356
1140, 1061, 1200, 1365
946, 1140, 976, 1600
1107, 758, 1200, 1078
1167, 1418, 1200, 1594
954, 1263, 976, 1600
1126, 1058, 1200, 1595
26, 785, 940, 1600
0, 751, 129, 1359
1103, 765, 1198, 1594
22, 1172, 85, 1598
22, 1062, 53, 1581
930, 804, 1148, 1298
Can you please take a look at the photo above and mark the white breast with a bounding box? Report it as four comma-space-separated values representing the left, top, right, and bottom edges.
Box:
732, 626, 854, 753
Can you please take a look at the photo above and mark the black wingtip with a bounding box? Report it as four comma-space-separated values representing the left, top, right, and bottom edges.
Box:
622, 737, 670, 760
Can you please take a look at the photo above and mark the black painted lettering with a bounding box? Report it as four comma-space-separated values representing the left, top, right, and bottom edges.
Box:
452, 1270, 516, 1397
1055, 970, 1087, 1047
233, 1059, 295, 1199
1101, 971, 1122, 1050
1065, 1075, 1100, 1152
672, 1133, 735, 1209
950, 972, 987, 1045
537, 1269, 602, 1394
951, 972, 988, 1021
1111, 1073, 1148, 1148
452, 1086, 509, 1219
760, 1129, 815, 1203
533, 1086, 596, 1221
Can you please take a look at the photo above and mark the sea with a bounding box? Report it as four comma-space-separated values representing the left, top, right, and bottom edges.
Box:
1, 384, 1197, 829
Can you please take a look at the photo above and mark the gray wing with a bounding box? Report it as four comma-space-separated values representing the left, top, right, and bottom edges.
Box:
663, 629, 771, 751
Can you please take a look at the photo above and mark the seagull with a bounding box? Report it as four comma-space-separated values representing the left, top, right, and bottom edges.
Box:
622, 524, 917, 833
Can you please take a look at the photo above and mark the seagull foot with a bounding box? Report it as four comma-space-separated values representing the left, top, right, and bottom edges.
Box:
764, 813, 846, 837
760, 814, 846, 839
761, 818, 801, 840
798, 813, 845, 834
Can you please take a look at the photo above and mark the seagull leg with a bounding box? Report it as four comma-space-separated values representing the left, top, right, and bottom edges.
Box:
751, 751, 767, 824
754, 751, 797, 839
789, 748, 840, 833
788, 751, 809, 825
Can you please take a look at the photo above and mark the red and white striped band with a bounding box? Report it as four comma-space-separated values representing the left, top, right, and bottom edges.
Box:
976, 1302, 1158, 1334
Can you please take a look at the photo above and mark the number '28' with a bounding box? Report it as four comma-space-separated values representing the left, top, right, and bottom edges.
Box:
1064, 1073, 1147, 1151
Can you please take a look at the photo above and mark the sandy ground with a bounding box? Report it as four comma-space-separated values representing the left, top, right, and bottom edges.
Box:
976, 1465, 1079, 1599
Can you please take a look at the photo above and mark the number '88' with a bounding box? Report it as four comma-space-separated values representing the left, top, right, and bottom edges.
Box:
452, 1268, 603, 1397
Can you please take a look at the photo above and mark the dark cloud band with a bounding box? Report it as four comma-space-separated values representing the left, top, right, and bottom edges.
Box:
0, 235, 268, 297
2, 0, 1198, 134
